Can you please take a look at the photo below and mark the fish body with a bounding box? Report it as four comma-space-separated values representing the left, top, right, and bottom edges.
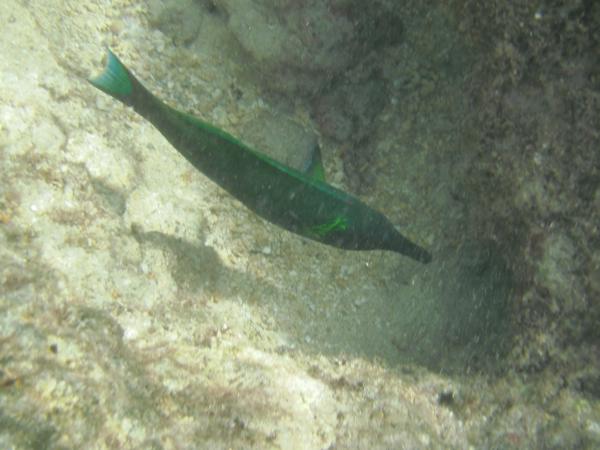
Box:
89, 50, 431, 263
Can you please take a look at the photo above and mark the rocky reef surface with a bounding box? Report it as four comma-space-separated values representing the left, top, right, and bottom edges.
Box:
1, 0, 599, 448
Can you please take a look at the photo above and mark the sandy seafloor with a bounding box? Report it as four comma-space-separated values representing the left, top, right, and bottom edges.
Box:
1, 0, 599, 449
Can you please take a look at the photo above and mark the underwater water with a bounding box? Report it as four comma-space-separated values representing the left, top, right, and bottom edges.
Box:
1, 0, 599, 448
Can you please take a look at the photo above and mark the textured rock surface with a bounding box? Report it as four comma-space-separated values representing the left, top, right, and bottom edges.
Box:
1, 0, 599, 448
457, 0, 600, 393
214, 0, 404, 96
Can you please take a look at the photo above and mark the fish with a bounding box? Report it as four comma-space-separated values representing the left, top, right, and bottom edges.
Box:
89, 50, 432, 264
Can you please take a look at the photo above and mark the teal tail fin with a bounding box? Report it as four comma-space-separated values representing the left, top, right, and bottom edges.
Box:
89, 49, 137, 105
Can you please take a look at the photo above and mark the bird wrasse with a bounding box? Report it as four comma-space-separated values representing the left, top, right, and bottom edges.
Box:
89, 50, 432, 263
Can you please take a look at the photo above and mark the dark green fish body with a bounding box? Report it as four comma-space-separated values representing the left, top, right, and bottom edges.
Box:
90, 50, 431, 263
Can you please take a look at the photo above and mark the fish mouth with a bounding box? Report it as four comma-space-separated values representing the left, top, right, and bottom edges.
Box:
381, 229, 432, 263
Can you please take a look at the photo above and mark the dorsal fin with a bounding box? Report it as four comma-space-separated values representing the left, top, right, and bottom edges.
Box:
303, 143, 326, 182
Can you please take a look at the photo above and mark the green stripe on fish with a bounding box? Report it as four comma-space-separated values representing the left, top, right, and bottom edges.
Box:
89, 50, 432, 263
309, 216, 348, 238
